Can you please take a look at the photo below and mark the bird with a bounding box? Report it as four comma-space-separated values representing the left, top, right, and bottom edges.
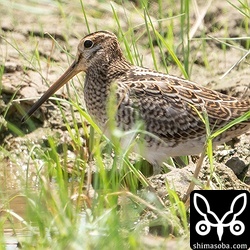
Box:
22, 30, 250, 168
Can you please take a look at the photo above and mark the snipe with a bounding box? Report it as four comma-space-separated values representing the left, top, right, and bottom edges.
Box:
22, 31, 250, 167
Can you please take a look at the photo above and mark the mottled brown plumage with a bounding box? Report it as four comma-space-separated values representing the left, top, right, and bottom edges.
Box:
22, 31, 250, 165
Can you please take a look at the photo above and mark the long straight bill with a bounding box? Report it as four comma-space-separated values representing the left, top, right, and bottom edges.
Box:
21, 61, 79, 122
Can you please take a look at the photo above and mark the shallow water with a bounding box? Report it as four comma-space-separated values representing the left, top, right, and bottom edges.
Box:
0, 160, 32, 249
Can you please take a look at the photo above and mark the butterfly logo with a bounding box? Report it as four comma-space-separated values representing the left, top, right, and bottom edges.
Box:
193, 193, 247, 241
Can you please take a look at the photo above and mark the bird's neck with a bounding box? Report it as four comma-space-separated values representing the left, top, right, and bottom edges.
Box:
83, 58, 132, 128
85, 57, 132, 89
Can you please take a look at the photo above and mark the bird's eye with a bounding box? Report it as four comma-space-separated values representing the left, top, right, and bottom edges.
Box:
84, 40, 93, 49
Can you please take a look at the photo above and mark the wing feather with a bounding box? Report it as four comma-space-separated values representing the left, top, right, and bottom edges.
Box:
115, 68, 250, 143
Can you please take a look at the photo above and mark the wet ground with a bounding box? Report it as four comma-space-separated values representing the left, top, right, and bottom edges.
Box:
0, 0, 249, 248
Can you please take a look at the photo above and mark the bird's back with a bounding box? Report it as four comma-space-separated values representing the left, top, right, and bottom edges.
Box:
113, 66, 249, 159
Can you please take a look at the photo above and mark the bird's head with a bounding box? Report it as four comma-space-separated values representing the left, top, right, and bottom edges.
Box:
21, 31, 123, 122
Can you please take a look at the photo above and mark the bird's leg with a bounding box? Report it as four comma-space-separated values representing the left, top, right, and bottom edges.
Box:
183, 149, 206, 204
